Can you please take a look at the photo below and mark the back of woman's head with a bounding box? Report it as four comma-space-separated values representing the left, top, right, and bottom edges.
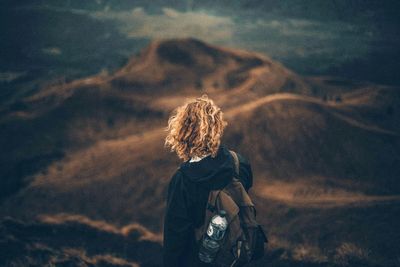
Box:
165, 95, 228, 161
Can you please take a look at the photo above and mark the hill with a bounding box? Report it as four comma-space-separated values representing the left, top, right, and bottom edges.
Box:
1, 90, 399, 266
0, 38, 309, 200
0, 215, 161, 267
1, 38, 400, 266
223, 90, 400, 194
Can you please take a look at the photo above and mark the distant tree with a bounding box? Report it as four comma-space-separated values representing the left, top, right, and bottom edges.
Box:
107, 117, 115, 127
213, 81, 219, 89
56, 76, 66, 85
99, 68, 109, 77
311, 86, 318, 95
195, 80, 203, 90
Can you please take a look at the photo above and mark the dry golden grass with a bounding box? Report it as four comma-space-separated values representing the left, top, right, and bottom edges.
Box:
1, 38, 400, 267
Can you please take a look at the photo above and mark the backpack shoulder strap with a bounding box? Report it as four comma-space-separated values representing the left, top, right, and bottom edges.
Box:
229, 150, 240, 177
205, 150, 240, 214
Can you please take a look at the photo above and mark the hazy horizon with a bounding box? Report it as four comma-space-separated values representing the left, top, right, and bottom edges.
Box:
1, 0, 400, 102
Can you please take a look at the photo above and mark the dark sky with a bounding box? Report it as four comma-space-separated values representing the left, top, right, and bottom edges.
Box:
1, 0, 400, 96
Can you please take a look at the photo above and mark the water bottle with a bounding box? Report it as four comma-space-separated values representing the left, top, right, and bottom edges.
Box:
198, 210, 228, 263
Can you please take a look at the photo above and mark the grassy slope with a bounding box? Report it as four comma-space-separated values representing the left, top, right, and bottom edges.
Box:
1, 39, 400, 266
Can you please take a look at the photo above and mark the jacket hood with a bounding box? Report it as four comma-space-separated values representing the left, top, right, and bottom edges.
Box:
179, 144, 235, 187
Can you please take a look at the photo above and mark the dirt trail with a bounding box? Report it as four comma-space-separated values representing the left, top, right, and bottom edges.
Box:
226, 93, 318, 117
226, 92, 399, 137
254, 180, 400, 208
328, 110, 399, 136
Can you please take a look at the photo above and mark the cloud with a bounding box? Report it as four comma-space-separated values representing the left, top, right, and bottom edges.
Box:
49, 5, 373, 72
244, 17, 336, 39
91, 7, 234, 42
38, 5, 361, 60
0, 71, 26, 83
42, 47, 62, 56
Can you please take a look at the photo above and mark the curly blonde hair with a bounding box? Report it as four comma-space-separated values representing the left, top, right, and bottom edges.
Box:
165, 95, 228, 161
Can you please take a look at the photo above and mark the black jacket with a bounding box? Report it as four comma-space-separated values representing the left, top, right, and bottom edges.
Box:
163, 144, 253, 267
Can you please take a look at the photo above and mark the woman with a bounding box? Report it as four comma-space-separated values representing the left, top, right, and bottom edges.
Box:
163, 95, 254, 267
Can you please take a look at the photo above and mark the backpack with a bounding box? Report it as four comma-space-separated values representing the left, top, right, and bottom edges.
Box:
194, 150, 268, 266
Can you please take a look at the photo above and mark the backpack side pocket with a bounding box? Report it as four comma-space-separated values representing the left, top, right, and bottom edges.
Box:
252, 224, 268, 260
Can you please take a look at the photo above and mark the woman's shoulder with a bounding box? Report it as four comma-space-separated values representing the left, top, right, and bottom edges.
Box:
225, 146, 251, 166
166, 168, 184, 192
170, 167, 184, 181
165, 168, 187, 201
226, 148, 253, 190
168, 167, 194, 189
236, 152, 250, 165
